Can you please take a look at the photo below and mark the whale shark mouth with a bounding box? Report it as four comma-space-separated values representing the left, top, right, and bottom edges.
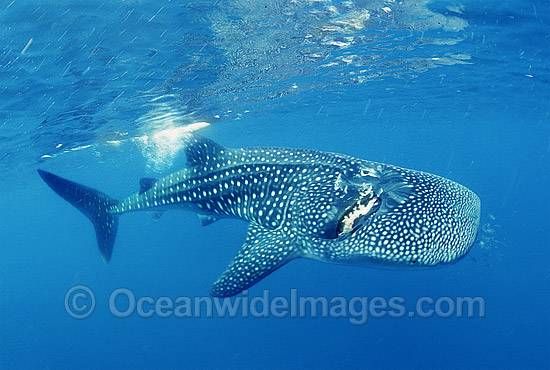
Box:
336, 190, 382, 237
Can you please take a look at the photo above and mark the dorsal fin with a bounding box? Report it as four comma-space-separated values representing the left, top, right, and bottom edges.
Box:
139, 177, 158, 194
184, 134, 226, 167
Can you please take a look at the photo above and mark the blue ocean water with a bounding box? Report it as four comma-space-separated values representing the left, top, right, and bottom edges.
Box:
1, 0, 549, 369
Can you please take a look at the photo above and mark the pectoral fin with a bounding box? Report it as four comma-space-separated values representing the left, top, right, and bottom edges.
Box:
210, 223, 303, 297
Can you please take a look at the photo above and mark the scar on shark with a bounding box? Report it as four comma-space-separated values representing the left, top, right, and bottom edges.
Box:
38, 134, 480, 297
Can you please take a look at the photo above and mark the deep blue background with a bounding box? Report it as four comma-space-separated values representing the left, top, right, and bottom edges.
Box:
1, 0, 549, 369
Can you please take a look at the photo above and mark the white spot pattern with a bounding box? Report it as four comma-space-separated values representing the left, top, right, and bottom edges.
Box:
104, 135, 480, 296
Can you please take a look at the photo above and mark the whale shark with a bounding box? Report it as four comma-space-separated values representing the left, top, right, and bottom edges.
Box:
38, 134, 480, 297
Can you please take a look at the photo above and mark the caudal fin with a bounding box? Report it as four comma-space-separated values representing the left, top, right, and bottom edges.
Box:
37, 170, 119, 262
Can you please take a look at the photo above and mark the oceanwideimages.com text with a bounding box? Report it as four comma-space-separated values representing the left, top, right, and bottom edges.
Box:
65, 286, 486, 325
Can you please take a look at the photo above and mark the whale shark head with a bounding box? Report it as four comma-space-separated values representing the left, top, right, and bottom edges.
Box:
292, 162, 481, 267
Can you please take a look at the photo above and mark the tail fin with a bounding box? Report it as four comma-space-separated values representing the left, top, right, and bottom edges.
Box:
37, 170, 119, 262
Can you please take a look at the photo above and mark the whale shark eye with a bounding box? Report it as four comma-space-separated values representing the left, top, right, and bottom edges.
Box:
336, 192, 381, 237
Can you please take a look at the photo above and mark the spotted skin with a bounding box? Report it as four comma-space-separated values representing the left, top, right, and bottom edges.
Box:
38, 134, 480, 297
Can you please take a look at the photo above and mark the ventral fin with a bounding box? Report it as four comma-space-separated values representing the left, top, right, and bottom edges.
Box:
210, 223, 303, 297
139, 177, 158, 194
184, 134, 226, 167
197, 214, 221, 226
147, 211, 165, 220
